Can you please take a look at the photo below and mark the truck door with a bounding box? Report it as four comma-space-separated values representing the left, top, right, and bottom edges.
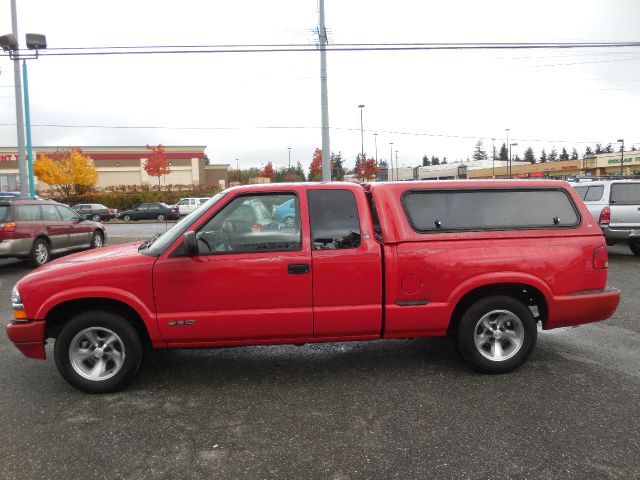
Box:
307, 187, 382, 338
152, 190, 313, 344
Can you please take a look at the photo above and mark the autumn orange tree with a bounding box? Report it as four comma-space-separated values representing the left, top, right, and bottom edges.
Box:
355, 154, 379, 182
33, 148, 98, 197
144, 144, 171, 189
261, 161, 275, 182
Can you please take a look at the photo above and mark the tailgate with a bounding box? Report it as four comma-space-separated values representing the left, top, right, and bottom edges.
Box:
610, 183, 640, 229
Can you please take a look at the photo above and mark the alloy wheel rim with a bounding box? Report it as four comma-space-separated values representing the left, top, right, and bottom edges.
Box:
69, 327, 125, 381
35, 243, 48, 264
473, 310, 524, 362
94, 234, 103, 248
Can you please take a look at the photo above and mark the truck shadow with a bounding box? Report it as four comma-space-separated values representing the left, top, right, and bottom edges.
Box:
134, 337, 467, 392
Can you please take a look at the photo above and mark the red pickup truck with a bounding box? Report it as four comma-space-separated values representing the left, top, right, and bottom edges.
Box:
7, 181, 620, 393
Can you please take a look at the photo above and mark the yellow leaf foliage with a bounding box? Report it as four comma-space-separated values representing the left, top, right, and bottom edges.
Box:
34, 148, 98, 197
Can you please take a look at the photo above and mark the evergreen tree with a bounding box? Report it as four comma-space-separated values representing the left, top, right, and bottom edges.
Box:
583, 146, 594, 159
331, 152, 345, 181
422, 154, 431, 166
559, 147, 569, 161
432, 156, 440, 166
539, 149, 548, 163
498, 143, 508, 161
472, 140, 488, 161
442, 157, 447, 164
295, 161, 305, 180
548, 147, 558, 162
595, 144, 604, 154
632, 146, 637, 152
524, 147, 536, 163
605, 143, 614, 153
571, 148, 579, 160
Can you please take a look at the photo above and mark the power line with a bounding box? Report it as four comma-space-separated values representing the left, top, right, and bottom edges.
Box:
2, 41, 640, 58
0, 122, 637, 146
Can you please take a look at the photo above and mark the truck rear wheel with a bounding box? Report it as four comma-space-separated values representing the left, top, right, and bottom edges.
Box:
456, 295, 537, 374
629, 242, 640, 256
54, 311, 143, 393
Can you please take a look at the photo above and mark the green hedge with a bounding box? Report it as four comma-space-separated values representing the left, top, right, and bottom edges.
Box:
49, 188, 221, 211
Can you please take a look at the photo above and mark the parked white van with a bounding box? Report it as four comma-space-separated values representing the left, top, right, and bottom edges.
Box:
174, 197, 210, 215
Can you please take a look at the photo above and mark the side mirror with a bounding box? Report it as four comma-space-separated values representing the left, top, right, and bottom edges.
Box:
183, 231, 198, 256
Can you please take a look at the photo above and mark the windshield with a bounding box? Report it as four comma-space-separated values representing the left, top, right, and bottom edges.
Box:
144, 192, 227, 256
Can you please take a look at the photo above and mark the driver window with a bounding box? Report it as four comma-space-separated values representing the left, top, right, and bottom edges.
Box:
195, 193, 301, 255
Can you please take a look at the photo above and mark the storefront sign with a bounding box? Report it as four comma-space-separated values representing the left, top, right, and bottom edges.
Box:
0, 154, 19, 162
607, 157, 639, 164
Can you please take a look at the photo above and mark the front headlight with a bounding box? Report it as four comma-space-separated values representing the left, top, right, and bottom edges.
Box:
11, 286, 23, 310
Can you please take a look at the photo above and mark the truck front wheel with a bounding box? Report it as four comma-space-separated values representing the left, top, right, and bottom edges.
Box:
54, 311, 143, 393
456, 295, 537, 374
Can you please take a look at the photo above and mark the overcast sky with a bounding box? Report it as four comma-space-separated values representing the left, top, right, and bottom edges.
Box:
1, 0, 640, 171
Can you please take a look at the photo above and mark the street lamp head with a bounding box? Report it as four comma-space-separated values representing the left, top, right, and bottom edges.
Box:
510, 143, 518, 147
358, 104, 365, 109
0, 34, 18, 51
25, 33, 47, 50
617, 138, 624, 143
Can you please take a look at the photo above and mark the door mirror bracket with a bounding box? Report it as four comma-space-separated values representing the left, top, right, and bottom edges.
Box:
183, 231, 198, 256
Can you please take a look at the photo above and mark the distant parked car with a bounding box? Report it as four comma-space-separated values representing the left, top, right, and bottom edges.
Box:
572, 179, 640, 256
174, 197, 210, 216
273, 198, 297, 227
0, 198, 105, 267
117, 202, 179, 222
71, 203, 117, 222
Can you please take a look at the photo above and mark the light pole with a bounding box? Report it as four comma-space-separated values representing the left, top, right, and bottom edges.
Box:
1, 9, 46, 198
287, 147, 291, 169
236, 158, 240, 184
509, 143, 518, 179
358, 104, 365, 162
617, 139, 624, 176
389, 142, 394, 181
373, 133, 378, 165
491, 137, 496, 178
395, 150, 399, 181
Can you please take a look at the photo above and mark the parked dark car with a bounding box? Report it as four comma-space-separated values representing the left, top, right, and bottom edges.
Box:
117, 202, 179, 222
0, 198, 105, 267
71, 203, 117, 222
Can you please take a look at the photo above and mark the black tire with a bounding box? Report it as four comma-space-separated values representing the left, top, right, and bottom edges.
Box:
157, 213, 166, 221
123, 214, 132, 222
629, 242, 640, 256
54, 311, 143, 393
90, 230, 104, 249
92, 214, 101, 222
28, 238, 50, 267
456, 295, 537, 374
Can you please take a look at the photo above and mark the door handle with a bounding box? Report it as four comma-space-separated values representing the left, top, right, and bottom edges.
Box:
288, 263, 310, 275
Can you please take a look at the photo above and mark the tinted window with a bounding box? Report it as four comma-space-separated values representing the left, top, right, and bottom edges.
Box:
403, 189, 580, 232
56, 205, 79, 221
308, 190, 361, 250
16, 205, 41, 221
573, 186, 587, 199
195, 193, 300, 255
611, 183, 640, 205
0, 206, 9, 222
584, 185, 604, 201
42, 205, 62, 221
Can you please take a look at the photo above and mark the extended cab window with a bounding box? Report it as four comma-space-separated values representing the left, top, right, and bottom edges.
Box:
308, 190, 361, 250
610, 183, 640, 205
584, 185, 604, 201
403, 189, 579, 232
195, 193, 301, 254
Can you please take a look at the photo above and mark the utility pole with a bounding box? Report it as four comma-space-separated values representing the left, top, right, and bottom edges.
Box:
395, 150, 399, 181
491, 137, 496, 178
10, 0, 28, 198
318, 0, 331, 181
287, 147, 291, 169
373, 133, 378, 165
389, 142, 394, 181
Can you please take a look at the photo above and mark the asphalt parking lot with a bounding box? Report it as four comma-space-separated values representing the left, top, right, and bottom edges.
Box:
0, 240, 638, 480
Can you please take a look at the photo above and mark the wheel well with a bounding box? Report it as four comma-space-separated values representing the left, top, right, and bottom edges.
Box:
447, 283, 548, 336
33, 235, 50, 247
44, 298, 152, 350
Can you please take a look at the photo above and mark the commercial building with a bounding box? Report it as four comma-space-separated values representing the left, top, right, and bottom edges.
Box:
0, 146, 229, 192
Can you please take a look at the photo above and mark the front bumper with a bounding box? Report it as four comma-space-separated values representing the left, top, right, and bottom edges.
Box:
545, 287, 620, 330
6, 320, 46, 359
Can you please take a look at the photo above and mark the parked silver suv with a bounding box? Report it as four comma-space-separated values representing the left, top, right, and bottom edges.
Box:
572, 179, 640, 256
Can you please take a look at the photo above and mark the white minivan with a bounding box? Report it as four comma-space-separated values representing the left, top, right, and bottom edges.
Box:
174, 197, 209, 216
